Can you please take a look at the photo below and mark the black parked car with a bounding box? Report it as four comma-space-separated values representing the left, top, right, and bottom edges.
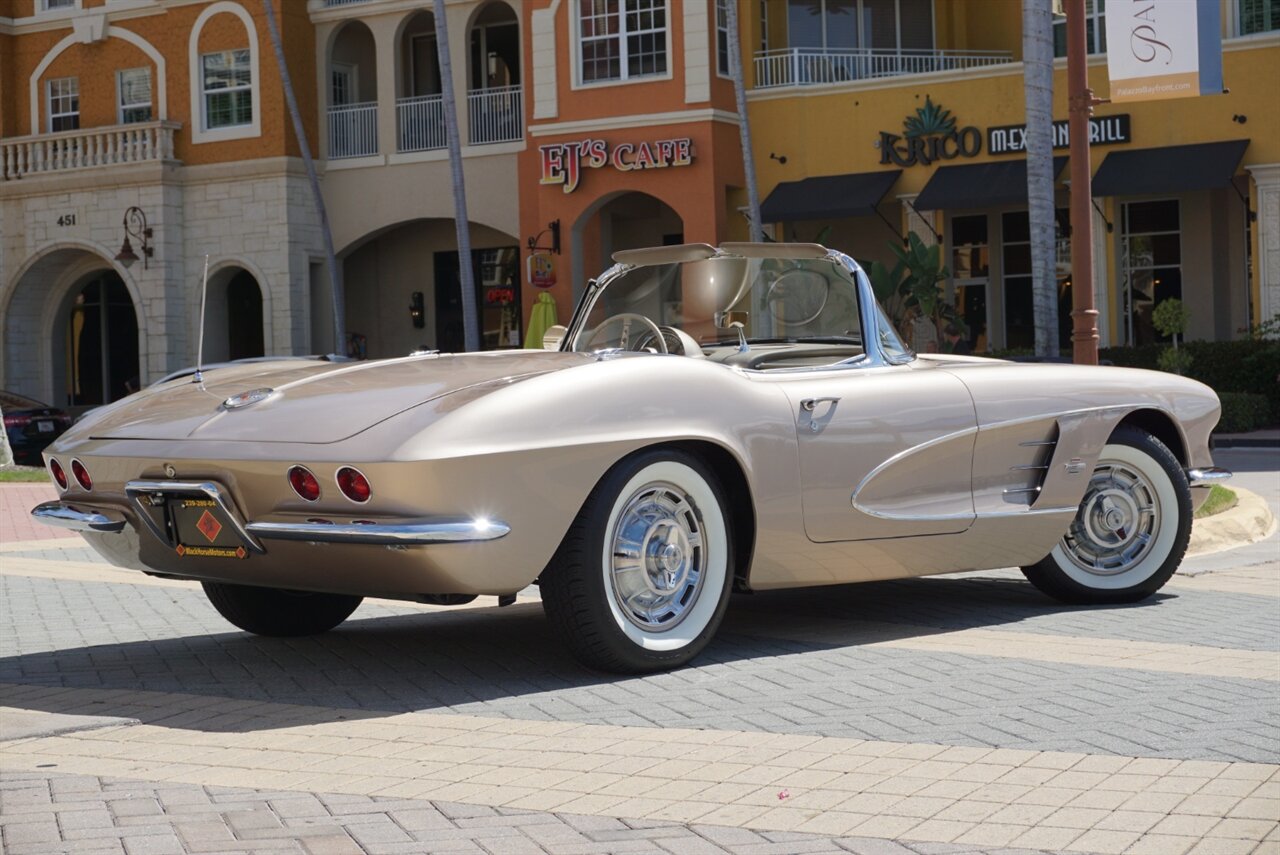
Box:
1, 391, 73, 466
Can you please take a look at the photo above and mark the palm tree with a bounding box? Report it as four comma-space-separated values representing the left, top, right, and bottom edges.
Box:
261, 0, 346, 353
1023, 0, 1058, 356
722, 0, 763, 242
433, 0, 480, 353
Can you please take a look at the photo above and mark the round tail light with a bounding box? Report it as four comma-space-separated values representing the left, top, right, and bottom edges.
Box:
287, 466, 321, 502
336, 467, 371, 503
49, 459, 68, 490
70, 459, 92, 491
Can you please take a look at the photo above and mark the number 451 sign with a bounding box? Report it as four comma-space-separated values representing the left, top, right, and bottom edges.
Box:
55, 212, 78, 227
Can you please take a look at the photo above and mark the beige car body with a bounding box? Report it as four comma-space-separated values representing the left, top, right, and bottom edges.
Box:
35, 244, 1223, 602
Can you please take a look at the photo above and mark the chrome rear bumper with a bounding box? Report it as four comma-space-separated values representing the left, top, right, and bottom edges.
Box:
245, 518, 510, 545
31, 502, 126, 533
1186, 467, 1232, 487
31, 500, 509, 546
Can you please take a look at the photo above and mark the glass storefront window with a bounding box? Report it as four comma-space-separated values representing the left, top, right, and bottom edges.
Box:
1122, 200, 1182, 346
950, 214, 989, 279
1001, 210, 1072, 352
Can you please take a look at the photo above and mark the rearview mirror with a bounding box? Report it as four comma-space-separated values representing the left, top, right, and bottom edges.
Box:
542, 324, 568, 351
714, 311, 748, 329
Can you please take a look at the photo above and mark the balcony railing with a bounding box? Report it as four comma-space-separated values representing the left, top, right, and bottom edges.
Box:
397, 94, 446, 153
753, 47, 1015, 89
327, 102, 378, 159
322, 0, 371, 6
2, 121, 179, 181
467, 85, 523, 146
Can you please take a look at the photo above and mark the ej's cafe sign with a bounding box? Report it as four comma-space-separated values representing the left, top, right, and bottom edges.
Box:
540, 138, 694, 194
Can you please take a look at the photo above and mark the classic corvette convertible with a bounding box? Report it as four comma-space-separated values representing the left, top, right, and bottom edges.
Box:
33, 243, 1230, 672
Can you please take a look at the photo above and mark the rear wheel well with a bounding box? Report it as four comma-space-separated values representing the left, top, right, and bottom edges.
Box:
1116, 409, 1187, 465
658, 440, 757, 592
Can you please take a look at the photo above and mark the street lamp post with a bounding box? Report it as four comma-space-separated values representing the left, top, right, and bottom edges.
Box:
1066, 0, 1099, 365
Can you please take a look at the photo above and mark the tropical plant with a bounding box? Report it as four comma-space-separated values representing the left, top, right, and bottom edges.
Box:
262, 0, 345, 351
1023, 0, 1058, 358
433, 0, 480, 352
1153, 298, 1192, 375
867, 234, 954, 349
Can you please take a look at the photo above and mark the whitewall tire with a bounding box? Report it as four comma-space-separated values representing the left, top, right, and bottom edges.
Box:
541, 449, 733, 673
1022, 426, 1191, 604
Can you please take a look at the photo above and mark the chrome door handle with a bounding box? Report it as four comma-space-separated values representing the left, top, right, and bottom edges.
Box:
800, 397, 840, 412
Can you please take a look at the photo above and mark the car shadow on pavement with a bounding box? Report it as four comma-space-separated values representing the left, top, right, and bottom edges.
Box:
0, 574, 1177, 735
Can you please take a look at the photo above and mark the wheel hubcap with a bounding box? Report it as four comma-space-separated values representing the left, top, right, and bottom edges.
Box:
610, 483, 705, 631
1063, 461, 1160, 575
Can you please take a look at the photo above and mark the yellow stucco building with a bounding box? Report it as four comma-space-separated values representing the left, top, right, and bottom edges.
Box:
741, 0, 1280, 351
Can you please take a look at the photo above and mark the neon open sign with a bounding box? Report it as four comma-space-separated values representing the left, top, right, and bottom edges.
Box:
539, 138, 694, 194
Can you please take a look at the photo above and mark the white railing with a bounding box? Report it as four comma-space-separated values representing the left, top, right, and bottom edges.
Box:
467, 85, 523, 145
322, 0, 371, 6
2, 121, 180, 181
327, 102, 378, 159
397, 94, 446, 153
752, 48, 1015, 89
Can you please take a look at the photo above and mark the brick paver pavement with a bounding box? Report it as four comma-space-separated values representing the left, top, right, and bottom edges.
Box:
2, 479, 1278, 854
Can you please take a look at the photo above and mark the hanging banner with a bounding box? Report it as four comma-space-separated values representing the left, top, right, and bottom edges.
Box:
1104, 0, 1223, 102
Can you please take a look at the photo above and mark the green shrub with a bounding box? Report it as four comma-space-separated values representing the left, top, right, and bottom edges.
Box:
1100, 339, 1280, 411
1217, 392, 1274, 433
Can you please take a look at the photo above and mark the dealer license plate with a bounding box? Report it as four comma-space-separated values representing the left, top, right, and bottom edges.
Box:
169, 497, 247, 559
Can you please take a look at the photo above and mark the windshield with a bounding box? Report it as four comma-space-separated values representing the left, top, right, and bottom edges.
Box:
570, 255, 879, 366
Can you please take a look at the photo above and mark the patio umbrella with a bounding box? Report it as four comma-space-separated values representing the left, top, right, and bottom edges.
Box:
524, 292, 559, 349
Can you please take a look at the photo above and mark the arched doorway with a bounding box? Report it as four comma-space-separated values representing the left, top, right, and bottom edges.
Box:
60, 271, 141, 406
571, 191, 684, 299
200, 266, 265, 363
341, 219, 520, 357
4, 247, 145, 409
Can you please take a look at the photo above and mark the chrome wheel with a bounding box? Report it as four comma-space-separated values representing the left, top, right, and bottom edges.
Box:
609, 482, 706, 631
1062, 460, 1160, 575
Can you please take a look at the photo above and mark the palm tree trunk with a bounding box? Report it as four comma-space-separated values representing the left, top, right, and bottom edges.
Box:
261, 0, 346, 353
432, 0, 480, 353
1023, 0, 1058, 357
722, 0, 763, 243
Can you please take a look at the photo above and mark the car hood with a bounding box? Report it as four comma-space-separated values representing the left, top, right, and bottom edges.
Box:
76, 351, 592, 444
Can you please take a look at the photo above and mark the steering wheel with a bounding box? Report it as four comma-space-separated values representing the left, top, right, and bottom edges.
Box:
582, 313, 668, 353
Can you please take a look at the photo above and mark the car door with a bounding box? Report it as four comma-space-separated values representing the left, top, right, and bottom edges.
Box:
781, 360, 978, 543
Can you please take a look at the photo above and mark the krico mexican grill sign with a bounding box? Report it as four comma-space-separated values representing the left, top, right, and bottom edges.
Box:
877, 98, 981, 168
540, 138, 694, 194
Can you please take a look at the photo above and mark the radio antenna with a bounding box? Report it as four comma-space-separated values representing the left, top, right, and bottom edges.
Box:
193, 254, 210, 386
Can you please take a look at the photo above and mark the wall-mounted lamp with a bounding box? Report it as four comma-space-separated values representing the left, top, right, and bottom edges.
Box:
769, 152, 787, 165
527, 219, 561, 255
408, 291, 425, 328
1232, 114, 1248, 124
114, 206, 153, 270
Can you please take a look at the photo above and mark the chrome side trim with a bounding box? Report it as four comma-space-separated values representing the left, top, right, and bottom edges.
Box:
31, 502, 126, 533
1186, 467, 1232, 487
125, 480, 265, 553
245, 517, 511, 545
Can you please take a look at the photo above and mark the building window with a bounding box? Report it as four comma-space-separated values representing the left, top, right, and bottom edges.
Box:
42, 0, 76, 10
202, 49, 253, 130
48, 77, 79, 133
578, 0, 668, 84
1239, 0, 1279, 34
716, 0, 730, 76
117, 68, 153, 124
1054, 0, 1105, 57
781, 0, 934, 52
1122, 199, 1181, 347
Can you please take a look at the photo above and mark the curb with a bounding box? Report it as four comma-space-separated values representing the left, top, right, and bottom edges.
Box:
1187, 486, 1277, 557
